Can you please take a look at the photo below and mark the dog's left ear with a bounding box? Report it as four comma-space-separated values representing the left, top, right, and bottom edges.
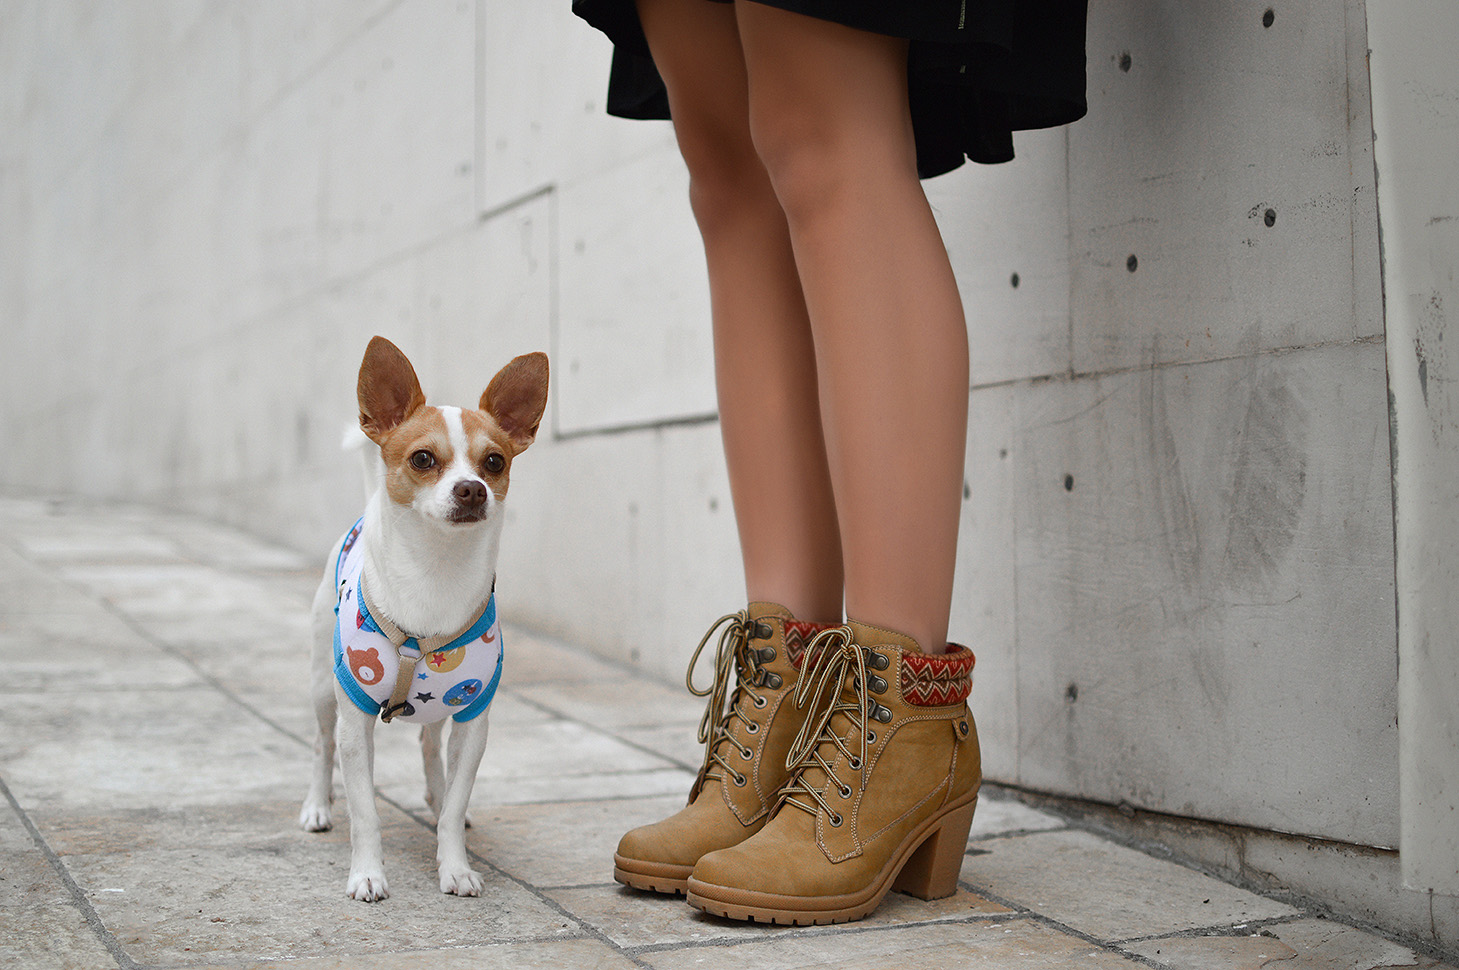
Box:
481, 352, 549, 452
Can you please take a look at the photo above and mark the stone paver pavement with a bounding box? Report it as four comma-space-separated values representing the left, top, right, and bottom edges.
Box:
0, 494, 1451, 970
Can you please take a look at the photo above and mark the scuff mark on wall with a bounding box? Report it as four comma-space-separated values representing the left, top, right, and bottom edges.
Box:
1222, 373, 1309, 588
1411, 289, 1448, 436
1141, 358, 1202, 592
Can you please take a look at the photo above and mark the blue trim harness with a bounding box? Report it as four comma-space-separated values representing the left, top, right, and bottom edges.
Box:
331, 519, 503, 724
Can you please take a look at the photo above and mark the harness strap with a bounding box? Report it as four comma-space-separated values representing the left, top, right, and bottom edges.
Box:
357, 574, 493, 723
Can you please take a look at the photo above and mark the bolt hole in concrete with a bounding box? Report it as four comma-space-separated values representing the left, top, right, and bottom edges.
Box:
1066, 683, 1079, 703
1119, 51, 1132, 72
1265, 208, 1277, 227
1010, 271, 1020, 288
1064, 474, 1075, 491
1263, 8, 1275, 28
1127, 254, 1139, 272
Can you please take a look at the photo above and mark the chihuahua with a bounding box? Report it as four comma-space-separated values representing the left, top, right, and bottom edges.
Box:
299, 336, 548, 902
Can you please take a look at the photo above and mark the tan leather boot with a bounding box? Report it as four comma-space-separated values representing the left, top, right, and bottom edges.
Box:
685, 620, 980, 924
613, 602, 827, 894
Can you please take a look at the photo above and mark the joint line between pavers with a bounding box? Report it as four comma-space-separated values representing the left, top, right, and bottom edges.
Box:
618, 913, 1030, 957
501, 686, 701, 773
375, 789, 659, 970
954, 877, 1172, 970
968, 825, 1074, 843
0, 774, 142, 970
1113, 913, 1308, 947
85, 588, 314, 750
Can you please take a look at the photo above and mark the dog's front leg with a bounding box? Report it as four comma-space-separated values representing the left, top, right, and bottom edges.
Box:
299, 590, 339, 832
335, 692, 389, 902
435, 713, 490, 896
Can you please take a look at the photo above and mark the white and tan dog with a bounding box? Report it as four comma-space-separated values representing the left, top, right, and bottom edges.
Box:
299, 335, 548, 902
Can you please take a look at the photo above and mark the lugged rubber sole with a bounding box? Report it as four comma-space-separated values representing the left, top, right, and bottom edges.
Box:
685, 793, 978, 925
613, 853, 693, 896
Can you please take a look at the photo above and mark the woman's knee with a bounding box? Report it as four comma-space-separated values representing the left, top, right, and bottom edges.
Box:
746, 105, 858, 225
673, 117, 779, 234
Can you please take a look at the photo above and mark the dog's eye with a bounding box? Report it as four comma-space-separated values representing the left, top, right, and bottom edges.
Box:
483, 453, 505, 474
410, 450, 436, 471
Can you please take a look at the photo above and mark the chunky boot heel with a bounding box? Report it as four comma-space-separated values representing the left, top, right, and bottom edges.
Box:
892, 795, 977, 899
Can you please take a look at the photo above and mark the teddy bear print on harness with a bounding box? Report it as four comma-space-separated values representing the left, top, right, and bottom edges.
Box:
332, 519, 503, 723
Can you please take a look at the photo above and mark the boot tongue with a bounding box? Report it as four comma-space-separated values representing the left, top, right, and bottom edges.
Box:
847, 620, 923, 654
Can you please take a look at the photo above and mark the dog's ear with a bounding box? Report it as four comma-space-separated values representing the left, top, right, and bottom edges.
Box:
481, 352, 549, 452
358, 336, 427, 443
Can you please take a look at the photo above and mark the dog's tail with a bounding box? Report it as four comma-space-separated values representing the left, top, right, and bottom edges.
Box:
342, 425, 381, 502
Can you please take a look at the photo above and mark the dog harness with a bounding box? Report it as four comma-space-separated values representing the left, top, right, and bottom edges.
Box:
332, 519, 503, 724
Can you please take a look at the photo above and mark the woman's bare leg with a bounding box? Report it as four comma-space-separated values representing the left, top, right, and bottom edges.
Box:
736, 2, 970, 653
637, 0, 843, 623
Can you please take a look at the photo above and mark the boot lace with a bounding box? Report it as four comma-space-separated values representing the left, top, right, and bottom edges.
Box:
778, 625, 877, 826
685, 611, 774, 789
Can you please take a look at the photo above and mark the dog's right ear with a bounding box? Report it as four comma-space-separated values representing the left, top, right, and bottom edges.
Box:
357, 336, 426, 443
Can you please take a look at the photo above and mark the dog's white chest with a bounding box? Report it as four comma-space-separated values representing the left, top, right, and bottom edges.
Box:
332, 521, 503, 724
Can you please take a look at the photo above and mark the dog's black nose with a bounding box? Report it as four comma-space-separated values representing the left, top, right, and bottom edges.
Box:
453, 480, 488, 508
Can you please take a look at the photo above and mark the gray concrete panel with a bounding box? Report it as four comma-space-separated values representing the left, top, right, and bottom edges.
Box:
1008, 342, 1398, 845
1069, 1, 1379, 372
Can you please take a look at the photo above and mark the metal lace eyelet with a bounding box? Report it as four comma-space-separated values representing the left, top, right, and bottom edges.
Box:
765, 672, 783, 689
848, 757, 862, 770
758, 646, 777, 662
740, 747, 753, 761
839, 784, 852, 798
753, 621, 774, 639
733, 773, 747, 786
872, 703, 893, 723
869, 675, 887, 694
866, 730, 877, 744
829, 813, 843, 827
753, 695, 767, 709
745, 721, 760, 734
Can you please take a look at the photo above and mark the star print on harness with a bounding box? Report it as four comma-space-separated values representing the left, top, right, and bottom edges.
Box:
332, 518, 504, 723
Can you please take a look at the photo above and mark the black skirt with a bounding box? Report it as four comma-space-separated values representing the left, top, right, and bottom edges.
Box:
571, 0, 1088, 177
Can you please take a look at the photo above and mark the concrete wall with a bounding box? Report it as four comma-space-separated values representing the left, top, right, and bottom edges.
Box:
1368, 0, 1459, 898
0, 0, 1404, 860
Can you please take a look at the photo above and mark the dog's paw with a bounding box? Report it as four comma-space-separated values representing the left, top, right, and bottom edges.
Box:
346, 870, 390, 902
439, 865, 486, 897
299, 802, 332, 832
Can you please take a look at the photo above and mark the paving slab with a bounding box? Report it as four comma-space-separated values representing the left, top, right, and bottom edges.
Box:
0, 687, 313, 812
513, 678, 707, 729
501, 628, 638, 687
203, 938, 643, 970
549, 882, 1011, 951
1125, 918, 1459, 970
0, 804, 123, 970
49, 800, 578, 967
638, 919, 1139, 970
969, 793, 1068, 839
474, 794, 687, 888
614, 721, 708, 770
960, 828, 1299, 942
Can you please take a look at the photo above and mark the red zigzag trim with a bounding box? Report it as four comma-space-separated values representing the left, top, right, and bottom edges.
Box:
901, 645, 976, 707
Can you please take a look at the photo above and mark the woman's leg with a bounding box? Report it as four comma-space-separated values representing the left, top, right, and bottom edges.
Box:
613, 0, 848, 896
735, 2, 970, 654
683, 13, 978, 923
637, 0, 843, 623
